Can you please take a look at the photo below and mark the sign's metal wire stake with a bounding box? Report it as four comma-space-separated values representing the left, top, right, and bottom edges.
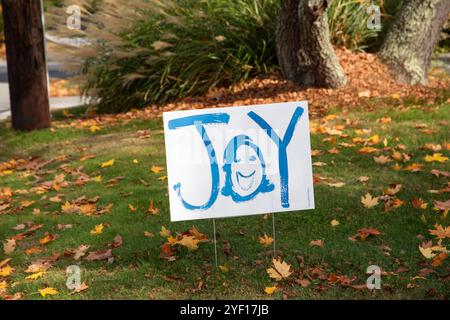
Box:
272, 213, 276, 257
213, 218, 218, 268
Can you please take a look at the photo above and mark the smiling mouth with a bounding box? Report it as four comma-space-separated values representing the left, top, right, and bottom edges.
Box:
236, 170, 256, 191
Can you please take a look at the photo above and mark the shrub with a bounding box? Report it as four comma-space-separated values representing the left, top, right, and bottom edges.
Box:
50, 0, 394, 112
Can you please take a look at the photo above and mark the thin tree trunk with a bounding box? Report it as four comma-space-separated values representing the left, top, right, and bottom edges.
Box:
379, 0, 450, 85
2, 0, 51, 131
276, 0, 347, 88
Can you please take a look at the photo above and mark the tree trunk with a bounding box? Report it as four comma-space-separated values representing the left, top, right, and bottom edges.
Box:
276, 0, 347, 88
276, 0, 303, 82
379, 0, 450, 85
2, 0, 51, 131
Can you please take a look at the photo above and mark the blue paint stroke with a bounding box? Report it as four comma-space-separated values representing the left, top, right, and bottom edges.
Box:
248, 107, 304, 208
168, 113, 230, 210
221, 135, 274, 202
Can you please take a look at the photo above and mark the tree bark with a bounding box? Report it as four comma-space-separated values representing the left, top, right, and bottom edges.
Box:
2, 0, 51, 131
276, 0, 303, 82
379, 0, 450, 85
276, 0, 347, 88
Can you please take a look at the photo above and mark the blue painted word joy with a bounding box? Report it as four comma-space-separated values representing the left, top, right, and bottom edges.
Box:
168, 106, 304, 211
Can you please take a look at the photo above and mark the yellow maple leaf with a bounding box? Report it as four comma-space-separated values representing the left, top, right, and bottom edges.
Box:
429, 224, 450, 240
424, 153, 448, 163
0, 281, 7, 290
39, 234, 56, 245
219, 265, 229, 273
151, 165, 164, 174
419, 246, 436, 259
132, 159, 139, 164
404, 163, 422, 172
0, 265, 14, 277
361, 193, 379, 208
39, 287, 59, 297
331, 219, 340, 227
167, 236, 178, 245
143, 231, 154, 237
264, 286, 277, 295
94, 175, 103, 182
100, 159, 115, 168
128, 204, 137, 212
90, 223, 104, 235
258, 234, 274, 247
26, 271, 46, 280
159, 226, 171, 238
358, 147, 379, 154
61, 201, 79, 214
90, 125, 101, 133
177, 236, 200, 251
20, 200, 35, 208
368, 134, 380, 144
267, 258, 292, 281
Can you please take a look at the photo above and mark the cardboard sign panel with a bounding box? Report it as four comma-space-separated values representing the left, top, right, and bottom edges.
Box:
163, 101, 314, 222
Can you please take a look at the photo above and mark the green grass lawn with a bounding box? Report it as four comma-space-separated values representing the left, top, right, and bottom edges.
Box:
0, 97, 449, 300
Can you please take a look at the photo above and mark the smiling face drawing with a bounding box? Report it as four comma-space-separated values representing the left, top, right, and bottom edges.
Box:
222, 135, 274, 202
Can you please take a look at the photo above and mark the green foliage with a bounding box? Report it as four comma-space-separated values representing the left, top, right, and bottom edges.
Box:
327, 0, 381, 50
79, 0, 393, 112
80, 0, 279, 112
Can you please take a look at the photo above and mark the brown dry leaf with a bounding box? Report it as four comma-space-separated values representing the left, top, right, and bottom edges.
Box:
353, 228, 382, 241
85, 249, 113, 261
385, 184, 402, 196
359, 147, 379, 154
309, 239, 324, 248
267, 258, 292, 281
358, 176, 369, 182
25, 247, 43, 255
72, 282, 89, 294
412, 197, 428, 210
374, 155, 391, 164
430, 169, 449, 178
378, 117, 391, 123
296, 278, 310, 288
146, 199, 160, 216
108, 235, 123, 249
404, 163, 423, 172
423, 143, 442, 152
434, 200, 450, 212
74, 245, 90, 260
0, 258, 12, 269
326, 182, 346, 188
159, 243, 177, 260
431, 252, 448, 267
186, 226, 208, 242
3, 239, 16, 255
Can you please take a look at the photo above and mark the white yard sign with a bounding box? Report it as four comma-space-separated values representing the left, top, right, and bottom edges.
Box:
163, 101, 314, 222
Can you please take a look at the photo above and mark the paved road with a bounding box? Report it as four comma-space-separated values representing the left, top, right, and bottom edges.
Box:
0, 60, 86, 120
